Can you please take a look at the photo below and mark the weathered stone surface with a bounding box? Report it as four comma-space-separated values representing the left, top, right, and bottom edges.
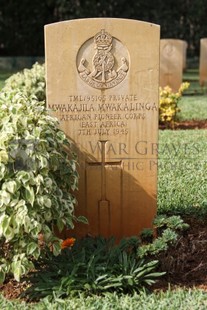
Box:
160, 39, 184, 92
45, 18, 160, 239
199, 38, 207, 87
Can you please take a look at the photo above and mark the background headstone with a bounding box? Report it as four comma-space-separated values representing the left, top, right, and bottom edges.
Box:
199, 38, 207, 87
183, 41, 188, 71
160, 39, 184, 92
45, 18, 160, 240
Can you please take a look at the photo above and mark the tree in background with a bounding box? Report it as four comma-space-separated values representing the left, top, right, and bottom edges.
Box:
0, 0, 206, 57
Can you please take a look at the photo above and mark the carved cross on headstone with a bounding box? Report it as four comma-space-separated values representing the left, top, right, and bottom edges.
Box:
87, 140, 122, 235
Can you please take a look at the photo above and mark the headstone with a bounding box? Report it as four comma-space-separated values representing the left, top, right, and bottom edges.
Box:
183, 41, 188, 71
199, 38, 207, 87
45, 18, 160, 240
160, 39, 184, 92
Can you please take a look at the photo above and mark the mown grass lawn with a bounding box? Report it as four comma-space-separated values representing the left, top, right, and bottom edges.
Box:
179, 68, 207, 120
178, 96, 207, 120
158, 129, 207, 216
0, 288, 207, 309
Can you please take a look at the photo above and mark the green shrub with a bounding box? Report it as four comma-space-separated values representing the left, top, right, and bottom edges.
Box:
4, 63, 45, 101
0, 84, 84, 283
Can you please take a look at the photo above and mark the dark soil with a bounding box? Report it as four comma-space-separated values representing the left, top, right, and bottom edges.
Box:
1, 119, 207, 301
153, 217, 207, 292
159, 119, 207, 130
1, 217, 207, 301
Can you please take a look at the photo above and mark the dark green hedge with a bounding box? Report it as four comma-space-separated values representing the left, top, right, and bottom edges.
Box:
0, 0, 206, 57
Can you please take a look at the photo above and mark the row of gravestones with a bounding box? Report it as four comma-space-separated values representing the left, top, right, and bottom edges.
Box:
160, 39, 187, 92
161, 38, 207, 92
44, 18, 204, 241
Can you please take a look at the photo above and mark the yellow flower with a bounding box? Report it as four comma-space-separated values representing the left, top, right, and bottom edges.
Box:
159, 82, 190, 124
179, 82, 190, 93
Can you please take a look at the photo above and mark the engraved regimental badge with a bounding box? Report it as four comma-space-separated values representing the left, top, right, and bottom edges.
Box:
77, 29, 129, 89
163, 43, 174, 57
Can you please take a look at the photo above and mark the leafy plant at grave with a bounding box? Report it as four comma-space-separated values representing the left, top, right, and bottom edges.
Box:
137, 215, 189, 258
140, 228, 154, 243
138, 228, 178, 258
24, 236, 164, 300
153, 215, 190, 232
3, 62, 45, 101
159, 82, 190, 126
0, 86, 86, 283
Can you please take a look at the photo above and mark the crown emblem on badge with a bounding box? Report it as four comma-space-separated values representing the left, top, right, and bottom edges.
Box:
94, 29, 112, 47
